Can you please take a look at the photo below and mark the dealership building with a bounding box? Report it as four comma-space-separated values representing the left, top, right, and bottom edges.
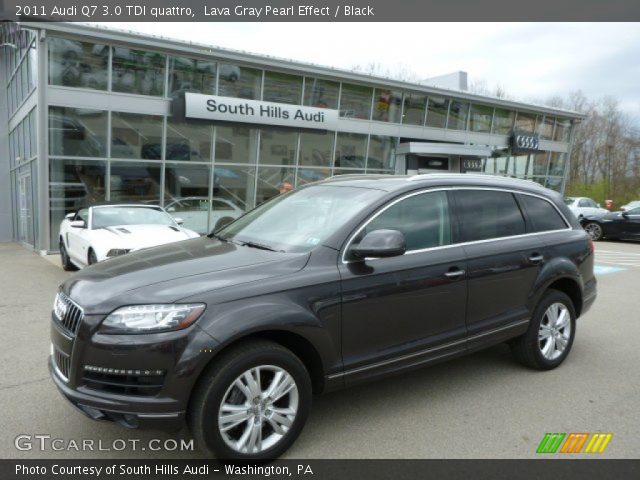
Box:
0, 21, 585, 253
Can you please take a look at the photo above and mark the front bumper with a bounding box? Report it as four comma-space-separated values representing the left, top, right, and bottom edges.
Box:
49, 357, 185, 430
49, 310, 220, 431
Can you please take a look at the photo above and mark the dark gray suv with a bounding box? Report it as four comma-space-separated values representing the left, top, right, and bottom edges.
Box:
50, 174, 597, 460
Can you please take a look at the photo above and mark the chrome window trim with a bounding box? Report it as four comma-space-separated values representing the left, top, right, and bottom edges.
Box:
341, 186, 573, 264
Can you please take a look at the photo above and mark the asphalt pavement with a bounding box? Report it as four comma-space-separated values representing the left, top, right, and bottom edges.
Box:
1, 240, 638, 459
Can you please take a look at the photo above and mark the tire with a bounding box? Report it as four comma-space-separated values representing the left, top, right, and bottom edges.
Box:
87, 249, 98, 265
188, 340, 312, 461
59, 240, 78, 271
583, 221, 603, 241
510, 289, 576, 370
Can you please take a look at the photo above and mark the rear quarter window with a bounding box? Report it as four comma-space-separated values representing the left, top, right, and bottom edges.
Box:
518, 194, 568, 232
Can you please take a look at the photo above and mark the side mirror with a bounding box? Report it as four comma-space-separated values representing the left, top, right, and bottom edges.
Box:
596, 203, 601, 208
351, 229, 406, 260
65, 212, 75, 220
622, 211, 629, 218
69, 220, 86, 229
173, 217, 184, 225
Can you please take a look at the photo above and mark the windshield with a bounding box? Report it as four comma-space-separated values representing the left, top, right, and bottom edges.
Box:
92, 206, 175, 229
217, 185, 385, 253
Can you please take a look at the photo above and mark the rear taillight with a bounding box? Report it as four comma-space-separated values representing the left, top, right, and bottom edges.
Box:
588, 238, 595, 254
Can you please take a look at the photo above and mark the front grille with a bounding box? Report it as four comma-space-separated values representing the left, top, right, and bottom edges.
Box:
53, 346, 71, 381
82, 369, 165, 397
53, 292, 84, 336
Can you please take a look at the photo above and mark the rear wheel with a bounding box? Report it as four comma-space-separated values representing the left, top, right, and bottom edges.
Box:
188, 340, 312, 460
511, 289, 576, 370
583, 221, 603, 241
59, 241, 77, 271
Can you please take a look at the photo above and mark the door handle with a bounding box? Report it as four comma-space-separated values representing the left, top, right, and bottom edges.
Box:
529, 254, 544, 264
445, 268, 466, 279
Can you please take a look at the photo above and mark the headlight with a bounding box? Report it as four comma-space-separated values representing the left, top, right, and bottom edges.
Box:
106, 249, 131, 258
101, 304, 205, 333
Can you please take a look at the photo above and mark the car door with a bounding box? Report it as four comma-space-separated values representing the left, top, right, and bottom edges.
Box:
66, 208, 90, 265
621, 207, 640, 237
338, 190, 468, 385
450, 189, 546, 348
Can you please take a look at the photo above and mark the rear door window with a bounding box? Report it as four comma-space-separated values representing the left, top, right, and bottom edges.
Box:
453, 190, 526, 242
518, 194, 568, 232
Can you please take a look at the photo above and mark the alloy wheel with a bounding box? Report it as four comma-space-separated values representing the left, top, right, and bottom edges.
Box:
218, 365, 299, 455
538, 302, 572, 360
584, 222, 602, 241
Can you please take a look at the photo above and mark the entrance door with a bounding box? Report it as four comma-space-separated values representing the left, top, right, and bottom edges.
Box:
17, 174, 34, 245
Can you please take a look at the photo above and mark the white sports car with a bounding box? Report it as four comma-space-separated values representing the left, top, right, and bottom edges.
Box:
58, 203, 200, 270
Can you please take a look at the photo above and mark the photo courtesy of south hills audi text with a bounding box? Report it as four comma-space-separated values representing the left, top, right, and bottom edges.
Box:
1, 0, 640, 479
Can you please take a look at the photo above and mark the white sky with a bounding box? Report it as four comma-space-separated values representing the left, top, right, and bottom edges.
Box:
101, 22, 640, 121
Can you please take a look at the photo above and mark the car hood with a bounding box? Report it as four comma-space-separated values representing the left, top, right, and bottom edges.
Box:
62, 236, 310, 314
96, 224, 195, 249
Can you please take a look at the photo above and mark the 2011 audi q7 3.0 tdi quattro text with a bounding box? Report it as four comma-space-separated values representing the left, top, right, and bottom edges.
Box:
50, 174, 597, 460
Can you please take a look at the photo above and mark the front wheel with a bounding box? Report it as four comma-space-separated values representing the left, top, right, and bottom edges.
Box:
188, 340, 312, 460
583, 221, 603, 241
87, 249, 98, 265
510, 289, 576, 370
60, 241, 78, 271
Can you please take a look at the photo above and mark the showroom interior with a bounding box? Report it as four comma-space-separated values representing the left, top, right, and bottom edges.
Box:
0, 21, 584, 253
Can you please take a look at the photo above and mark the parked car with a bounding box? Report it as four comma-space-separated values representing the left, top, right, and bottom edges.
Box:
50, 174, 596, 460
580, 206, 640, 241
620, 200, 640, 212
58, 203, 199, 270
564, 196, 608, 219
165, 197, 244, 235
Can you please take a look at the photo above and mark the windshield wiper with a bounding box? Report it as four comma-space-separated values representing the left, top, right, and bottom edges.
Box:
240, 241, 281, 252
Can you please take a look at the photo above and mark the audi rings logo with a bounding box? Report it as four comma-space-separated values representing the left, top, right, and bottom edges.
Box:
511, 130, 540, 152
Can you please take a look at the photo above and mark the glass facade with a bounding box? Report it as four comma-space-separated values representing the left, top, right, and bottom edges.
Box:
1, 25, 577, 252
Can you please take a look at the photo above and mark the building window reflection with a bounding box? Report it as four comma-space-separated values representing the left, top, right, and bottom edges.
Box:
167, 56, 216, 96
492, 108, 515, 135
49, 37, 108, 90
215, 125, 259, 164
263, 71, 302, 105
49, 159, 106, 247
111, 112, 164, 159
339, 83, 372, 119
402, 93, 427, 126
164, 163, 212, 234
469, 104, 493, 133
334, 132, 367, 169
298, 131, 333, 167
367, 136, 395, 170
447, 101, 470, 130
259, 127, 297, 166
111, 47, 166, 96
373, 89, 403, 123
217, 64, 261, 100
49, 107, 108, 157
303, 77, 339, 109
110, 162, 162, 203
426, 97, 449, 129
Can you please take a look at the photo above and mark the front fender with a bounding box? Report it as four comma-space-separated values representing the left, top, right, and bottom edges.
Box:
196, 294, 341, 380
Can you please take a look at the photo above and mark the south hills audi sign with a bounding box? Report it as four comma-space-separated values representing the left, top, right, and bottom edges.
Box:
184, 93, 339, 130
